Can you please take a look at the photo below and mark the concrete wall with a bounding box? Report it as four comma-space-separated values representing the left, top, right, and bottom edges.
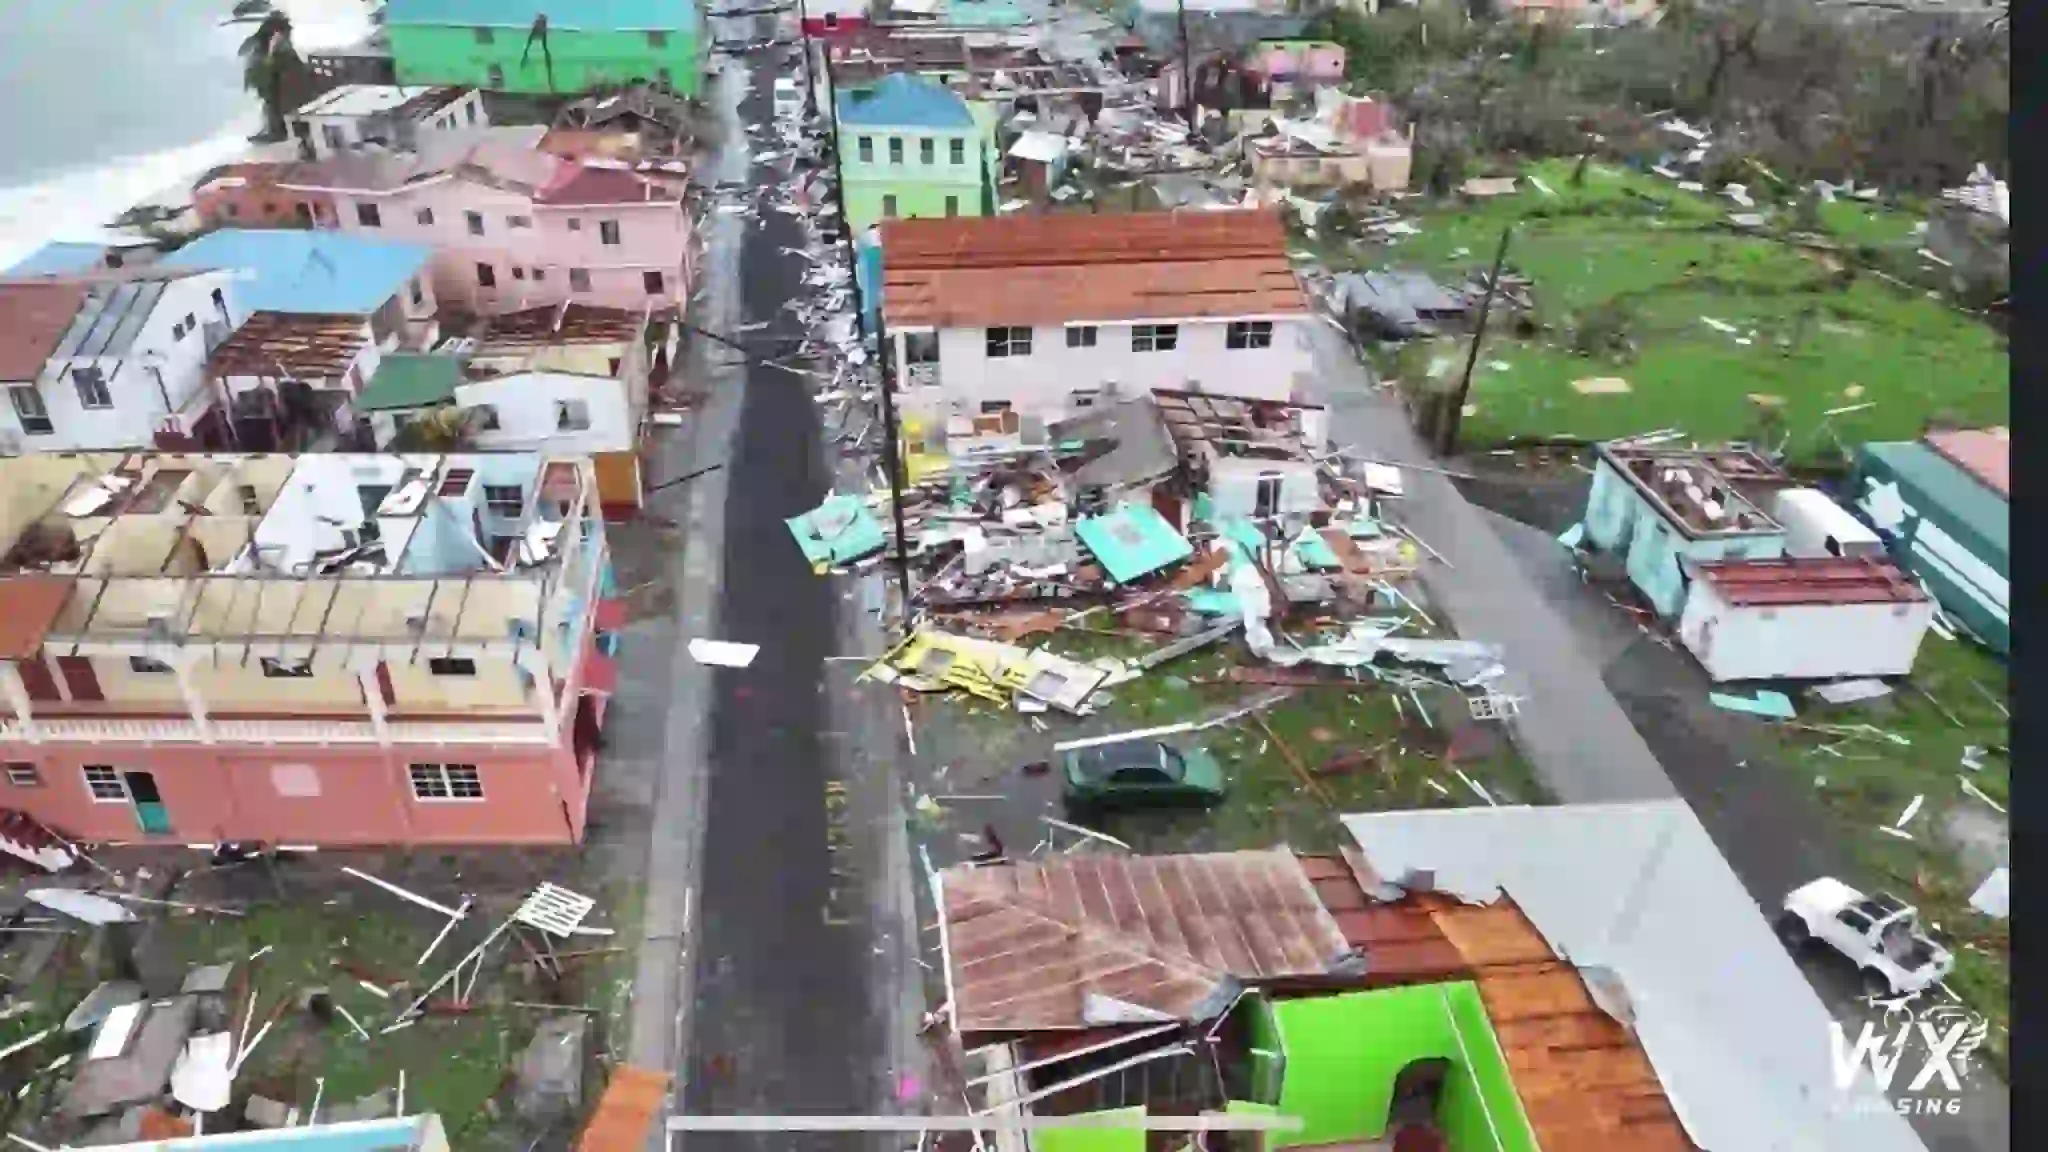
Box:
457, 372, 635, 455
909, 317, 1309, 423
1677, 587, 1935, 683
838, 123, 988, 234
0, 272, 245, 453
386, 23, 701, 96
321, 176, 690, 313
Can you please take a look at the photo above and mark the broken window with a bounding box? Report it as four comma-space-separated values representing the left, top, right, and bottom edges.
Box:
72, 367, 112, 410
260, 657, 314, 678
427, 657, 477, 677
644, 270, 665, 294
985, 327, 1032, 358
4, 763, 40, 788
556, 398, 592, 430
1132, 324, 1179, 353
1227, 320, 1274, 350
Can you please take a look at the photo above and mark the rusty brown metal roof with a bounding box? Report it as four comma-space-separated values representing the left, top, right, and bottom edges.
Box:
0, 282, 88, 380
941, 849, 1351, 1034
1299, 852, 1698, 1152
1924, 427, 2009, 499
206, 311, 370, 379
575, 1065, 669, 1151
479, 303, 644, 349
0, 576, 73, 660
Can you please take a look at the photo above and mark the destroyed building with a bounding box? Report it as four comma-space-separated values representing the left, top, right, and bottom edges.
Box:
0, 451, 619, 847
1580, 442, 1797, 617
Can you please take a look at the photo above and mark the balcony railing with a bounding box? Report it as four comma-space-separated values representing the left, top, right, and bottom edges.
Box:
0, 714, 557, 747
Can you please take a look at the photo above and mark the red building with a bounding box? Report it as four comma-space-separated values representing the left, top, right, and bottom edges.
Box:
191, 162, 335, 231
801, 0, 870, 37
0, 451, 621, 848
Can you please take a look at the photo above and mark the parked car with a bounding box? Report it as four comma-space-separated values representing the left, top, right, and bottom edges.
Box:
1778, 878, 1955, 996
1060, 737, 1226, 812
773, 76, 803, 120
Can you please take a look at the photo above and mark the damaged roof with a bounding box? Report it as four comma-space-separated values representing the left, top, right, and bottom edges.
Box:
940, 849, 1352, 1034
1690, 556, 1929, 608
1923, 426, 2009, 499
207, 312, 371, 379
1338, 802, 1930, 1152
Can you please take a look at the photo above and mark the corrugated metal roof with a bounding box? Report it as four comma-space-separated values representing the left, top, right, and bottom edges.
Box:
161, 230, 432, 316
50, 280, 169, 360
1691, 556, 1927, 607
4, 242, 117, 277
1339, 803, 1931, 1152
1861, 440, 2010, 555
883, 210, 1291, 271
1923, 427, 2009, 500
941, 850, 1351, 1034
208, 312, 373, 380
836, 73, 975, 129
357, 352, 465, 411
385, 0, 700, 32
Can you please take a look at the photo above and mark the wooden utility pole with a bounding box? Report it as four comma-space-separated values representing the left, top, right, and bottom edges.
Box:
1438, 224, 1513, 457
1175, 0, 1196, 132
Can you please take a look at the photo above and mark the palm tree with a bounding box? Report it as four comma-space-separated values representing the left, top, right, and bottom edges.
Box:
225, 3, 309, 142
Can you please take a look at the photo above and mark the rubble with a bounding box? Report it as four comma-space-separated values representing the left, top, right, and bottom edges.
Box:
515, 1015, 590, 1123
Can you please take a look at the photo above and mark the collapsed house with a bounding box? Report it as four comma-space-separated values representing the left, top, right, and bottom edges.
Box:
930, 801, 1925, 1150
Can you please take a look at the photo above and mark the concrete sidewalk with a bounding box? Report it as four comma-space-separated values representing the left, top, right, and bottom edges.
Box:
1301, 324, 1679, 804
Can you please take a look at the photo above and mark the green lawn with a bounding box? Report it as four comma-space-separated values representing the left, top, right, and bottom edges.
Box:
1351, 159, 2007, 456
1769, 634, 2010, 1073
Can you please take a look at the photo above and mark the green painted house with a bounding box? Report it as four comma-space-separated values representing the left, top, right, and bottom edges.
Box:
835, 73, 996, 236
384, 0, 701, 97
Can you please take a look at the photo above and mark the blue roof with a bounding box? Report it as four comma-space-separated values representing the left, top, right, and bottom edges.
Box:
836, 74, 974, 130
385, 0, 699, 32
4, 242, 117, 276
161, 231, 433, 316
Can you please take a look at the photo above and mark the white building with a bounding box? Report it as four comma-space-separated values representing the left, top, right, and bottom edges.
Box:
1676, 556, 1937, 683
0, 268, 246, 454
879, 211, 1313, 428
290, 85, 488, 159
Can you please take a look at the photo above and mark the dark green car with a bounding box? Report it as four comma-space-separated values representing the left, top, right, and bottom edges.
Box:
1060, 737, 1226, 811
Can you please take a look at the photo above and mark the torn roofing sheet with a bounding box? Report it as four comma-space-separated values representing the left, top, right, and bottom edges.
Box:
1076, 502, 1193, 584
1338, 803, 1930, 1152
940, 849, 1352, 1034
787, 491, 886, 570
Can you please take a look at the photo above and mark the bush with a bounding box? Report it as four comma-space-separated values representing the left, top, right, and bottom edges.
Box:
1569, 300, 1639, 360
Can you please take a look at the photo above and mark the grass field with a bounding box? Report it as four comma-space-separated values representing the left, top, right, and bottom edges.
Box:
1768, 634, 2010, 1072
1339, 159, 2008, 456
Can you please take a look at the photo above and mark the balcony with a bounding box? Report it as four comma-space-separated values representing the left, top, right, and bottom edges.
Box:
0, 714, 557, 747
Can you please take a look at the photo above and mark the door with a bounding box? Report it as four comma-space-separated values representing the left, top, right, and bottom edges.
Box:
55, 656, 102, 702
123, 771, 172, 834
17, 658, 60, 702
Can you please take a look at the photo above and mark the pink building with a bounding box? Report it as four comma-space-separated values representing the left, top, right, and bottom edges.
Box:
800, 0, 870, 37
277, 130, 694, 316
0, 451, 621, 848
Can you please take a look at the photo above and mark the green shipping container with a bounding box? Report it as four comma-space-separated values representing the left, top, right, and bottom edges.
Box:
1851, 441, 2009, 654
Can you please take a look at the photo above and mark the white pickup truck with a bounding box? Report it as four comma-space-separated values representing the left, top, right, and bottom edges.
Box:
1779, 878, 1955, 997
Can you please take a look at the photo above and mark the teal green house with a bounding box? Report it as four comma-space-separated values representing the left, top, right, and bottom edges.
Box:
835, 74, 996, 236
383, 0, 701, 97
1852, 438, 2009, 654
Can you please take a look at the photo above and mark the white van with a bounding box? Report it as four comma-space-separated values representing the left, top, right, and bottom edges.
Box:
773, 77, 803, 120
1771, 487, 1885, 559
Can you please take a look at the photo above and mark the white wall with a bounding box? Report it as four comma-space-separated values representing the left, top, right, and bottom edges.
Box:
0, 272, 244, 453
1208, 456, 1321, 519
919, 316, 1310, 423
1677, 585, 1935, 682
455, 372, 634, 456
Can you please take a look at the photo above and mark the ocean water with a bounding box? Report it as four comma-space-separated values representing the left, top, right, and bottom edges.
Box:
0, 0, 370, 267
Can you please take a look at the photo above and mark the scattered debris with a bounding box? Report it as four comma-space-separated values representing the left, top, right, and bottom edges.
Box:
1709, 689, 1796, 720
688, 639, 761, 668
1968, 866, 2009, 920
1811, 679, 1893, 705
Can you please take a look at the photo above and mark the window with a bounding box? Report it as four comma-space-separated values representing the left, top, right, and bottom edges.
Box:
72, 366, 112, 409
476, 263, 496, 288
9, 386, 51, 435
903, 332, 938, 364
410, 278, 425, 308
507, 215, 532, 229
415, 207, 435, 226
5, 764, 42, 788
532, 267, 546, 281
644, 270, 665, 294
260, 657, 313, 678
556, 399, 592, 430
185, 312, 196, 331
888, 137, 904, 165
410, 763, 483, 801
944, 195, 959, 217
599, 220, 621, 246
427, 657, 476, 676
172, 321, 187, 341
986, 327, 1032, 357
465, 211, 485, 236
323, 124, 348, 151
920, 138, 935, 165
1836, 908, 1875, 934
511, 266, 526, 281
484, 484, 523, 517
1065, 325, 1097, 348
466, 101, 479, 125
950, 138, 966, 165
658, 67, 673, 87
84, 766, 126, 802
1226, 320, 1274, 350
474, 26, 495, 44
569, 268, 591, 291
356, 202, 381, 228
647, 30, 669, 47
566, 217, 582, 232
979, 400, 1013, 415
128, 657, 171, 674
882, 194, 899, 218
471, 404, 501, 431
1132, 324, 1180, 352
857, 136, 874, 163
1070, 389, 1100, 410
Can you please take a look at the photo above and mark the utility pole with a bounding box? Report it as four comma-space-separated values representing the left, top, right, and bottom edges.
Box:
820, 48, 914, 631
1438, 224, 1512, 457
1175, 0, 1196, 132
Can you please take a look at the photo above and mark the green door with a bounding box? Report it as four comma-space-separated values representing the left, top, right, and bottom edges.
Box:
123, 771, 172, 835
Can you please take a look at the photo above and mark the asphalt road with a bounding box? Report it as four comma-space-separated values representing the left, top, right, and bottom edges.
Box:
671, 39, 887, 1151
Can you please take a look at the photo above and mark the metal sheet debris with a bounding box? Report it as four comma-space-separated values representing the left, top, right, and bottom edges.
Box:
1709, 689, 1796, 720
688, 639, 760, 668
1811, 679, 1893, 705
